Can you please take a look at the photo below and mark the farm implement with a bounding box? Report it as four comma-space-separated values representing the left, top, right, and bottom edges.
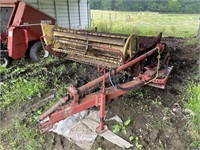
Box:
39, 24, 173, 133
0, 0, 55, 67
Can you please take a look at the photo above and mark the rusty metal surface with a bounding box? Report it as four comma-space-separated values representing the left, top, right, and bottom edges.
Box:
47, 26, 138, 68
39, 26, 172, 133
43, 26, 162, 68
78, 44, 165, 94
39, 77, 145, 133
39, 44, 167, 127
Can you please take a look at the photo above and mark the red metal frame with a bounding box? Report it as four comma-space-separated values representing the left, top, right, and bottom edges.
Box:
0, 0, 17, 5
39, 78, 145, 133
0, 0, 55, 60
39, 43, 173, 133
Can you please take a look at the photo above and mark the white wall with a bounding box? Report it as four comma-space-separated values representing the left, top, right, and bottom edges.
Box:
24, 0, 90, 29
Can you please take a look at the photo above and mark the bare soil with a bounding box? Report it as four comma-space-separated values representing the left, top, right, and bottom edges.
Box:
0, 37, 199, 150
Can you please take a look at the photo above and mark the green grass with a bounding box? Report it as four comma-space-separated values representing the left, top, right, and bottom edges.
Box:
91, 10, 199, 37
0, 66, 7, 72
183, 80, 200, 148
0, 57, 62, 109
0, 83, 68, 150
0, 77, 46, 109
0, 56, 72, 150
184, 82, 200, 128
0, 120, 45, 150
185, 38, 199, 47
0, 83, 68, 149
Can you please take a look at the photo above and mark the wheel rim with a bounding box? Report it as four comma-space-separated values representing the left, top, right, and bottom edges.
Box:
1, 57, 8, 67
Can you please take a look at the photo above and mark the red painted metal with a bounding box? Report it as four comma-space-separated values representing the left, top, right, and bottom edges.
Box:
99, 92, 106, 130
7, 27, 28, 59
78, 43, 165, 94
141, 66, 173, 89
39, 44, 164, 121
39, 72, 173, 133
0, 0, 17, 5
68, 85, 79, 103
0, 0, 55, 60
39, 43, 173, 133
99, 69, 106, 130
40, 94, 99, 133
39, 96, 69, 122
39, 77, 145, 133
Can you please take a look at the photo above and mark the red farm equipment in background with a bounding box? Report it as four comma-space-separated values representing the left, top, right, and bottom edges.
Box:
0, 0, 55, 67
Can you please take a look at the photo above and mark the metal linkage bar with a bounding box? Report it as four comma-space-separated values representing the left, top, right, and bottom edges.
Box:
39, 43, 172, 133
39, 78, 144, 133
78, 43, 165, 94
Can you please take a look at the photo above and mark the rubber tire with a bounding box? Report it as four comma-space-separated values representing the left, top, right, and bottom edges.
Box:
0, 53, 11, 68
30, 41, 49, 61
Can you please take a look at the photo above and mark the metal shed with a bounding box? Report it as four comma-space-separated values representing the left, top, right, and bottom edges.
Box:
24, 0, 91, 29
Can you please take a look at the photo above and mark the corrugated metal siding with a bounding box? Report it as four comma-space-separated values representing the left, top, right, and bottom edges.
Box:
80, 0, 88, 28
69, 0, 79, 28
40, 0, 56, 18
80, 0, 88, 26
55, 0, 69, 27
24, 0, 90, 29
25, 0, 39, 9
87, 0, 91, 28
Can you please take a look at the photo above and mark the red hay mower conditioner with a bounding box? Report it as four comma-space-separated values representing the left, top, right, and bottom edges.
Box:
0, 0, 55, 67
38, 24, 173, 133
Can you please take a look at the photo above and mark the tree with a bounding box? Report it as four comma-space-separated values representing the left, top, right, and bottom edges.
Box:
90, 0, 199, 14
112, 0, 124, 11
168, 0, 181, 12
100, 0, 112, 10
90, 0, 101, 9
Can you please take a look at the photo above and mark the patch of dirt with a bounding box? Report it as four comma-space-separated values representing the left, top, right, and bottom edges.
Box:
0, 37, 199, 150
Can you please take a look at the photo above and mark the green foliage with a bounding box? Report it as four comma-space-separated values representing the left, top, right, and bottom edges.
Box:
0, 66, 7, 72
128, 136, 143, 150
151, 99, 162, 106
0, 56, 69, 149
124, 118, 131, 126
91, 0, 199, 14
0, 120, 45, 150
129, 136, 134, 142
183, 81, 200, 148
100, 0, 112, 10
0, 77, 46, 108
0, 56, 64, 110
135, 137, 143, 150
184, 82, 200, 130
190, 141, 200, 149
113, 123, 122, 134
128, 90, 144, 98
98, 147, 103, 150
185, 38, 199, 47
112, 118, 131, 134
72, 62, 78, 70
168, 0, 181, 12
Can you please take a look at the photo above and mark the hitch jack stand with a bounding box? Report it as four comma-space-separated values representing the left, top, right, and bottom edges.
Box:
96, 68, 107, 133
